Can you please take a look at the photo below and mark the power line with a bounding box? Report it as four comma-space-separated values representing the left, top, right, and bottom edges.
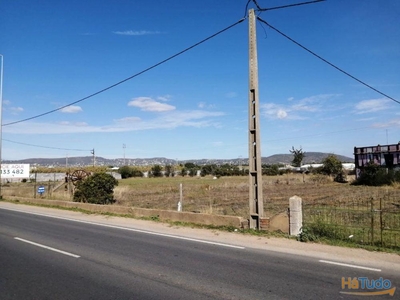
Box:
256, 0, 325, 12
257, 17, 400, 105
244, 0, 252, 17
3, 18, 246, 127
3, 138, 90, 152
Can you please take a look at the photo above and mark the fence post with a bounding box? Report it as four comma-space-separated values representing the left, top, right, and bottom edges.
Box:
289, 195, 302, 236
370, 197, 374, 246
380, 197, 383, 248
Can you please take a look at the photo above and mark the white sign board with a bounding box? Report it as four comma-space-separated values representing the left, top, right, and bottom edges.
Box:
1, 164, 30, 179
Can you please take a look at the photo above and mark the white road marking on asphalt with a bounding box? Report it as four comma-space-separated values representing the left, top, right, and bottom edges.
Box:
14, 237, 81, 258
319, 260, 381, 272
1, 207, 245, 250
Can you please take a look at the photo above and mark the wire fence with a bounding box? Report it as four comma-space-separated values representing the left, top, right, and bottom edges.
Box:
303, 192, 400, 250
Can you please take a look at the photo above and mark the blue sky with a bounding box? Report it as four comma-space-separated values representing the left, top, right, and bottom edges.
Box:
1, 0, 399, 161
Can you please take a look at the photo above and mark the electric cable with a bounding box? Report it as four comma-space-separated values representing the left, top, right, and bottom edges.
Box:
256, 0, 326, 12
3, 18, 246, 127
2, 138, 91, 152
257, 17, 400, 105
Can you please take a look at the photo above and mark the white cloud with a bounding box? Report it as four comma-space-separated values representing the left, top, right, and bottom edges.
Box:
197, 102, 215, 109
75, 122, 88, 127
157, 95, 171, 101
292, 94, 337, 112
113, 30, 161, 36
10, 107, 24, 114
355, 98, 391, 114
372, 118, 400, 128
60, 105, 83, 113
128, 97, 175, 112
277, 109, 288, 119
261, 94, 339, 120
114, 117, 141, 123
58, 121, 88, 127
261, 103, 298, 120
4, 108, 224, 135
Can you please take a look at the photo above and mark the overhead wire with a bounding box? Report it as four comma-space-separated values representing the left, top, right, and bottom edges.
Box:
257, 17, 400, 105
244, 0, 252, 17
256, 0, 326, 12
3, 138, 90, 152
5, 1, 398, 156
3, 17, 246, 127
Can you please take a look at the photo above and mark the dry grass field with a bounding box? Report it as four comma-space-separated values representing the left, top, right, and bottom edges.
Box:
3, 173, 400, 220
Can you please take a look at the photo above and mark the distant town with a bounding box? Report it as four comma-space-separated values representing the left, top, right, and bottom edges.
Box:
3, 152, 353, 168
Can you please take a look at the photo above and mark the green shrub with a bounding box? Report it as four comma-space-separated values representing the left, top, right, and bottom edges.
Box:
353, 162, 392, 186
73, 172, 118, 204
150, 165, 163, 177
118, 166, 144, 179
298, 219, 344, 242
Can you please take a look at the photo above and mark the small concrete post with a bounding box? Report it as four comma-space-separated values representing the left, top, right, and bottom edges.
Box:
289, 195, 302, 236
177, 201, 182, 212
177, 183, 183, 212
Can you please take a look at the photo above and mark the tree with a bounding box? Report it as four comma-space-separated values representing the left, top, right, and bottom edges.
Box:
118, 166, 143, 178
200, 164, 216, 176
188, 168, 197, 177
164, 165, 175, 177
262, 164, 279, 176
184, 162, 196, 169
321, 155, 345, 182
73, 172, 118, 204
290, 146, 305, 167
150, 165, 163, 177
180, 167, 187, 177
321, 155, 342, 176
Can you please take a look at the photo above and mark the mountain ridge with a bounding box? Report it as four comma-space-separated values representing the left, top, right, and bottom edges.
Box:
4, 152, 353, 167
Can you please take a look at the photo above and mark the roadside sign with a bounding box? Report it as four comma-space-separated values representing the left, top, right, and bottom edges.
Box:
1, 164, 30, 179
37, 186, 45, 195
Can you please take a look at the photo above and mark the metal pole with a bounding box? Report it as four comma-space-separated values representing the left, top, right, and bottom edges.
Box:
91, 149, 95, 167
123, 144, 126, 165
0, 55, 3, 199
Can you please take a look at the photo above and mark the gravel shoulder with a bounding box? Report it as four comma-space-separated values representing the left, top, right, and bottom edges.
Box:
1, 201, 399, 273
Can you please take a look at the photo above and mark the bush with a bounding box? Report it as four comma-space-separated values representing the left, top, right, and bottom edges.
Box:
262, 164, 280, 176
73, 172, 118, 204
150, 165, 163, 177
353, 162, 391, 186
321, 154, 343, 177
118, 166, 143, 179
298, 219, 344, 242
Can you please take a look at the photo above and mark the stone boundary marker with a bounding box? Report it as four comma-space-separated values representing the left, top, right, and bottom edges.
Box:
289, 195, 302, 236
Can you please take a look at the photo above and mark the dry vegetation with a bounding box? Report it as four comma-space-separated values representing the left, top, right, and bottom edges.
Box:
4, 173, 400, 219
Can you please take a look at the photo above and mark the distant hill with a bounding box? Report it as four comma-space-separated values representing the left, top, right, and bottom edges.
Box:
262, 152, 353, 165
4, 152, 353, 167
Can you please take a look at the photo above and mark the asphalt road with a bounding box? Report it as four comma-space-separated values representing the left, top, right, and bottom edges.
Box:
0, 205, 399, 299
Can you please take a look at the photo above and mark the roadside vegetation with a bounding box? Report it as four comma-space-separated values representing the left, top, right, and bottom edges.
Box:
2, 153, 400, 252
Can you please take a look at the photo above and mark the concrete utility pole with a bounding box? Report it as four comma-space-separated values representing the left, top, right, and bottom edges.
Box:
248, 9, 264, 230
